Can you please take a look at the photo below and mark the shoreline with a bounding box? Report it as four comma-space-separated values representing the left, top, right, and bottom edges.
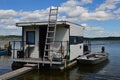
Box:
0, 35, 120, 41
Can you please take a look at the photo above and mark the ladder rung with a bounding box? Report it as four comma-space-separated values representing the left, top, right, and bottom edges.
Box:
45, 48, 50, 50
48, 23, 56, 25
48, 20, 56, 22
47, 30, 55, 32
51, 8, 58, 10
45, 43, 52, 45
44, 56, 48, 58
45, 49, 50, 51
49, 19, 56, 21
47, 31, 55, 33
49, 21, 56, 23
48, 26, 55, 28
49, 13, 57, 16
49, 23, 56, 25
47, 37, 54, 38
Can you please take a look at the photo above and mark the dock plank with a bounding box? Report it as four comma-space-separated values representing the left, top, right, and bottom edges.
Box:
0, 64, 37, 80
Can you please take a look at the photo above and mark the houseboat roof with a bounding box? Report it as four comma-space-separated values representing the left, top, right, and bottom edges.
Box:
16, 21, 84, 27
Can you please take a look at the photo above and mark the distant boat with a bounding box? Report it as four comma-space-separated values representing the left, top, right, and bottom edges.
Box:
77, 52, 109, 65
0, 49, 8, 56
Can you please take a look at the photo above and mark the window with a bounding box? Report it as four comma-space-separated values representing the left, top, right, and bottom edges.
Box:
70, 36, 76, 44
70, 36, 83, 44
78, 37, 83, 43
26, 31, 35, 44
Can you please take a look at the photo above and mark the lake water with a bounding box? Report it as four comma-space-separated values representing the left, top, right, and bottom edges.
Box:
0, 40, 120, 80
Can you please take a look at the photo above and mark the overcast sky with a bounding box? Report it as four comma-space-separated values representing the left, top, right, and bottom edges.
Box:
0, 0, 120, 37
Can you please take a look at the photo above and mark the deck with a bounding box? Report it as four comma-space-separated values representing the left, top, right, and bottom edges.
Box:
13, 58, 63, 65
0, 64, 37, 80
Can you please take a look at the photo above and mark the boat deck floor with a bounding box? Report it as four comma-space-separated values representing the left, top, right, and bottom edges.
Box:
12, 58, 62, 65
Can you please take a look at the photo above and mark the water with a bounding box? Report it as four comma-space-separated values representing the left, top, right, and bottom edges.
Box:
1, 40, 120, 80
0, 56, 12, 75
0, 41, 13, 75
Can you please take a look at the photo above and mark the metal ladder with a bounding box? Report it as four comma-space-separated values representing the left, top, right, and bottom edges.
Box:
43, 7, 58, 60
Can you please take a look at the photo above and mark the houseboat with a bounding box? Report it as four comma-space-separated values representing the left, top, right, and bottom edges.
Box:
12, 8, 90, 70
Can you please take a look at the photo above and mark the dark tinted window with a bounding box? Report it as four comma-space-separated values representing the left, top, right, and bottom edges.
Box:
70, 36, 83, 44
26, 31, 35, 44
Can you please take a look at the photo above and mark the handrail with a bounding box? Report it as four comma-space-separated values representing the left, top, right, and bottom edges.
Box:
11, 40, 70, 61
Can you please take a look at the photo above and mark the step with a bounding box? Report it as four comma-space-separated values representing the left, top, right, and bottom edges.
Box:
50, 8, 58, 10
45, 49, 50, 51
47, 31, 55, 33
50, 13, 57, 16
48, 26, 55, 28
45, 43, 53, 45
46, 37, 54, 39
44, 56, 49, 58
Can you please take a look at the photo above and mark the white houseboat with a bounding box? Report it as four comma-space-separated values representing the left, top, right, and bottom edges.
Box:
12, 8, 90, 70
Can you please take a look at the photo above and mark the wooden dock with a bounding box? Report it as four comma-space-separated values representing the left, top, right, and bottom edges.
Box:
13, 58, 62, 64
0, 64, 37, 80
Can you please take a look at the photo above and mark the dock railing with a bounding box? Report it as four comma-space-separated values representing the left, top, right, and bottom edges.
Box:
83, 40, 91, 54
12, 41, 24, 59
46, 41, 69, 62
11, 41, 70, 62
11, 41, 34, 59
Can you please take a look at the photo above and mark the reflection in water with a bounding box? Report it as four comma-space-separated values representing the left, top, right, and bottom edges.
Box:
1, 40, 120, 80
9, 69, 70, 80
9, 60, 109, 80
0, 56, 12, 75
78, 59, 109, 73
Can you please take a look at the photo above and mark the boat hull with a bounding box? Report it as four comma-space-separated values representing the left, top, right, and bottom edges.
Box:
0, 49, 8, 56
77, 53, 109, 65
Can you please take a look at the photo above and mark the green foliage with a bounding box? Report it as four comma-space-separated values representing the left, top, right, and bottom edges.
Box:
0, 35, 21, 40
84, 37, 120, 40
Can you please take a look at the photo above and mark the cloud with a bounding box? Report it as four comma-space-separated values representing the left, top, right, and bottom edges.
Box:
0, 24, 21, 35
80, 0, 92, 5
59, 0, 116, 21
81, 23, 104, 31
61, 0, 78, 7
0, 28, 22, 35
96, 0, 120, 11
0, 0, 119, 27
0, 24, 18, 29
114, 8, 120, 19
81, 11, 112, 21
61, 0, 92, 7
19, 9, 49, 22
81, 23, 120, 37
4, 25, 17, 29
1, 18, 19, 25
0, 0, 119, 36
0, 10, 17, 19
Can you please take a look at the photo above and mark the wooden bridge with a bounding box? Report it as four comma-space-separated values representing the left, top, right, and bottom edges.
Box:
0, 64, 37, 80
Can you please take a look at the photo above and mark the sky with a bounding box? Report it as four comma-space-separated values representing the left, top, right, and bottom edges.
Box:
0, 0, 120, 37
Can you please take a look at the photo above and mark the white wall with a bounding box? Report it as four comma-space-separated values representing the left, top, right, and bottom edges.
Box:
68, 22, 84, 60
22, 22, 84, 60
70, 44, 83, 60
24, 26, 39, 58
68, 23, 83, 36
55, 25, 69, 41
49, 25, 69, 58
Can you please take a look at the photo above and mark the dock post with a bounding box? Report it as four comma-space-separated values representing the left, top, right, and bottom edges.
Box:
42, 60, 44, 66
13, 41, 15, 59
50, 60, 52, 67
64, 60, 67, 68
38, 63, 39, 69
